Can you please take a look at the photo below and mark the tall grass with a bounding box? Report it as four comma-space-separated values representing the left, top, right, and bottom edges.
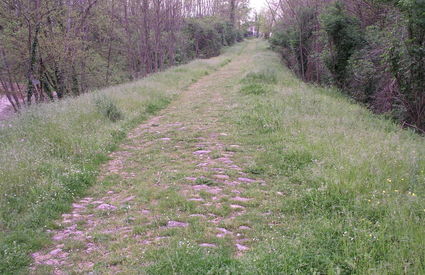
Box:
0, 43, 244, 274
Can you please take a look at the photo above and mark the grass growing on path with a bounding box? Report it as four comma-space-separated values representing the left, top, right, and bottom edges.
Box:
230, 42, 425, 274
0, 42, 244, 274
27, 40, 425, 274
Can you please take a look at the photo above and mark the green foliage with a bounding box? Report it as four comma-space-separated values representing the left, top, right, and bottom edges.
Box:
269, 0, 424, 131
346, 26, 390, 104
269, 8, 317, 79
320, 1, 364, 87
183, 17, 242, 59
383, 0, 425, 128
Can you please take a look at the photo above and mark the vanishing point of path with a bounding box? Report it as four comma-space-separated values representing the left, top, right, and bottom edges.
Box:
32, 41, 269, 273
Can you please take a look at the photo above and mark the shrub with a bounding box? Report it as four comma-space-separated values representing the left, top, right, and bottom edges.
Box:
94, 95, 123, 122
183, 17, 242, 59
320, 1, 364, 87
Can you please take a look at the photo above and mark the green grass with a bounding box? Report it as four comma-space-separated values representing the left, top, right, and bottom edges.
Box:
229, 43, 425, 274
131, 41, 425, 274
0, 43, 243, 274
7, 39, 425, 274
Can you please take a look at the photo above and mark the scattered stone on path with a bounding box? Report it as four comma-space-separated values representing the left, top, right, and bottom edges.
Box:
32, 252, 51, 264
217, 227, 232, 234
44, 259, 60, 266
72, 203, 85, 209
160, 137, 171, 141
185, 176, 197, 181
193, 150, 211, 155
107, 191, 114, 194
49, 248, 63, 256
97, 203, 117, 211
141, 240, 152, 245
192, 185, 222, 194
188, 197, 204, 202
232, 196, 251, 202
230, 204, 245, 209
237, 177, 256, 183
217, 157, 233, 164
225, 181, 240, 186
236, 243, 249, 251
211, 168, 225, 172
79, 198, 93, 204
121, 196, 135, 203
154, 236, 169, 241
216, 227, 233, 238
239, 226, 251, 230
167, 221, 189, 228
214, 174, 229, 180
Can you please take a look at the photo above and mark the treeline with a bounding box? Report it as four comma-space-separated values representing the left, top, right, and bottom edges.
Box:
0, 0, 249, 110
264, 0, 425, 131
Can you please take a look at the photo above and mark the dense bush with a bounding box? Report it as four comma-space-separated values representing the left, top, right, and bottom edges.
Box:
269, 0, 425, 132
320, 2, 364, 88
183, 17, 241, 59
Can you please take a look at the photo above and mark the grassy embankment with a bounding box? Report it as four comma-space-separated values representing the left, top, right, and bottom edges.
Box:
231, 43, 425, 274
144, 41, 425, 274
0, 43, 241, 273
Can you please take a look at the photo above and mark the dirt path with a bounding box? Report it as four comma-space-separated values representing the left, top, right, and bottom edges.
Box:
32, 41, 268, 274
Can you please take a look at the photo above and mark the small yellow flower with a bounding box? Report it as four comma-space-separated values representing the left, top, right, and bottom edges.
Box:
387, 178, 392, 183
412, 193, 417, 197
394, 190, 399, 192
401, 178, 404, 181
